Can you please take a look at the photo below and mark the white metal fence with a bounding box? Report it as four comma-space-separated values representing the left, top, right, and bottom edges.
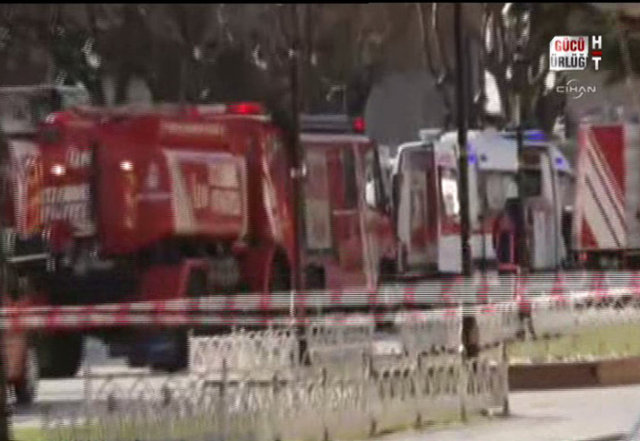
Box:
20, 271, 640, 440
42, 320, 507, 441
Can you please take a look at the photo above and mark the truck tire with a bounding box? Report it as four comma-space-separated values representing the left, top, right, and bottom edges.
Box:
151, 269, 207, 373
150, 332, 188, 374
14, 346, 39, 405
38, 334, 83, 378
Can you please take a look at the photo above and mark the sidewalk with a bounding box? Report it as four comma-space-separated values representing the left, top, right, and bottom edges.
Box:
371, 385, 640, 441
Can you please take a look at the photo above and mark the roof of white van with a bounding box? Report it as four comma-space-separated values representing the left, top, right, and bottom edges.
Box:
438, 129, 518, 172
438, 129, 573, 174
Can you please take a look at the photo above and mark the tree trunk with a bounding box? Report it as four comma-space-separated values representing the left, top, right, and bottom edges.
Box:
114, 68, 132, 105
86, 76, 106, 106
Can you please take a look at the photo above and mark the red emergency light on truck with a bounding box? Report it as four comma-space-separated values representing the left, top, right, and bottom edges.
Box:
7, 102, 395, 372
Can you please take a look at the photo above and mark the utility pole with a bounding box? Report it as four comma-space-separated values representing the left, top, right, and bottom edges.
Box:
303, 4, 313, 113
0, 130, 11, 441
514, 46, 529, 273
455, 3, 473, 277
288, 3, 304, 292
0, 267, 9, 441
455, 3, 478, 361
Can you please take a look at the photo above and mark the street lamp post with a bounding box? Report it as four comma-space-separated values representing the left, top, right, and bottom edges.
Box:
288, 3, 304, 292
513, 47, 529, 273
454, 3, 473, 277
0, 131, 11, 441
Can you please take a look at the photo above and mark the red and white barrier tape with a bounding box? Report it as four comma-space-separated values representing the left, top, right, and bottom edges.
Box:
1, 272, 639, 331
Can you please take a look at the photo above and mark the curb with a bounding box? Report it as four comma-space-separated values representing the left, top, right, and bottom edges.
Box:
509, 357, 640, 391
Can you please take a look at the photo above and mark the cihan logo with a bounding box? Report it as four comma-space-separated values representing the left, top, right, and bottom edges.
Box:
556, 79, 596, 100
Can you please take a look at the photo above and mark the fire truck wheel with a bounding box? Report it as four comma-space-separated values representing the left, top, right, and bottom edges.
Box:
151, 269, 207, 373
14, 345, 39, 405
151, 331, 188, 374
38, 334, 83, 378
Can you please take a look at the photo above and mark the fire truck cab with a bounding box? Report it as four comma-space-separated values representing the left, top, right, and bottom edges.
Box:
300, 115, 396, 290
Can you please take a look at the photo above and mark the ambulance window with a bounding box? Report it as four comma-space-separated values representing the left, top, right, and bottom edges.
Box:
343, 148, 358, 209
483, 172, 517, 212
440, 168, 460, 217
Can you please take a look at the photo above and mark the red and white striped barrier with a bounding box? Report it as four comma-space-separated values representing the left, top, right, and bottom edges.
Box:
1, 271, 640, 331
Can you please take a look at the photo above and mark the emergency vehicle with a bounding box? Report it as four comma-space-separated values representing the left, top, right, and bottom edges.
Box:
391, 132, 462, 275
499, 130, 573, 271
0, 85, 90, 382
391, 128, 572, 273
6, 103, 395, 372
573, 119, 640, 268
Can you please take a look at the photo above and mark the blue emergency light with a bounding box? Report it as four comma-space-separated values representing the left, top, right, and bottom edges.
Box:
500, 129, 547, 143
524, 130, 546, 142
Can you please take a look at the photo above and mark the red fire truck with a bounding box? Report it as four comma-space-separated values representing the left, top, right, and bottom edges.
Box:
0, 85, 90, 390
6, 103, 395, 372
574, 119, 640, 268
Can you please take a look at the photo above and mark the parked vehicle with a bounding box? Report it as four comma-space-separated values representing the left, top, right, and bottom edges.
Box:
500, 130, 573, 271
3, 103, 395, 372
391, 134, 462, 276
573, 119, 640, 269
390, 128, 572, 274
0, 85, 90, 379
